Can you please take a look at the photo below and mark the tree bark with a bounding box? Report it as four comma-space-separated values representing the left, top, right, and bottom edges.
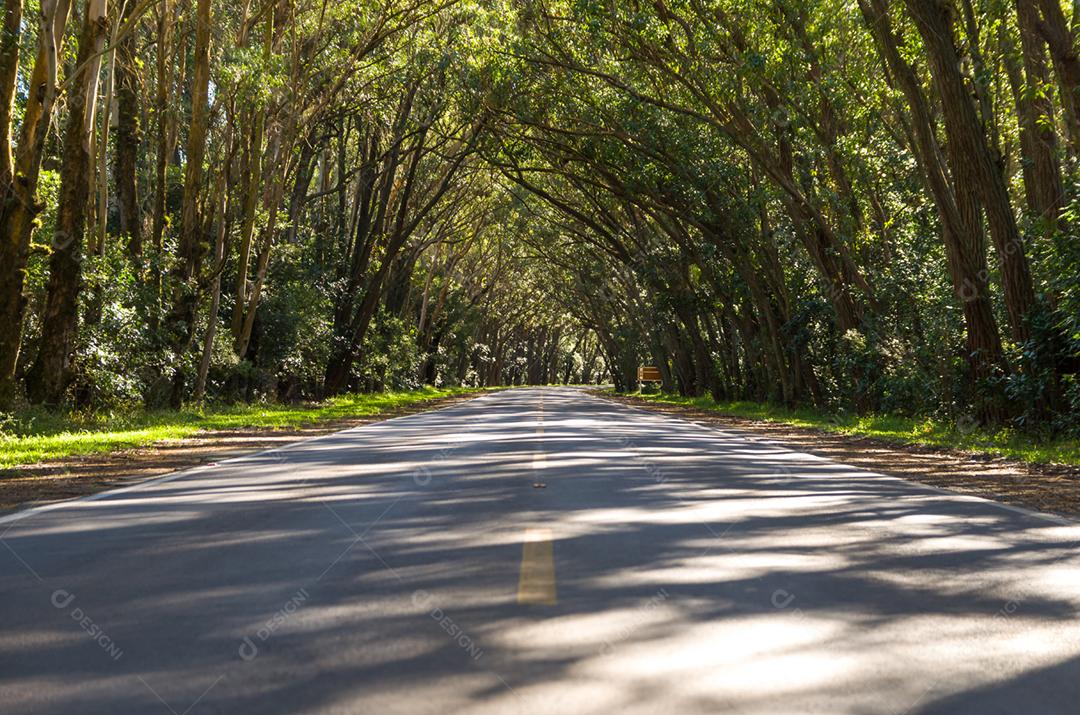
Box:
860, 0, 1007, 419
1015, 0, 1065, 232
0, 0, 22, 188
195, 164, 231, 402
904, 0, 1036, 343
115, 0, 142, 257
26, 0, 109, 405
0, 0, 72, 406
1034, 0, 1080, 153
164, 0, 212, 407
0, 0, 24, 407
230, 8, 272, 351
90, 19, 117, 259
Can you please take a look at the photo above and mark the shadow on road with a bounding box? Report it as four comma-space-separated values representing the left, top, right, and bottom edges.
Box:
2, 388, 1078, 714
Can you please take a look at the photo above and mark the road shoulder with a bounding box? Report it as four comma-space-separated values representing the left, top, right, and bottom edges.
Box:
0, 391, 489, 514
592, 390, 1080, 521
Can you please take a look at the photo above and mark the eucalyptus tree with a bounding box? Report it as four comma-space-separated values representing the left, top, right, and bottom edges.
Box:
0, 0, 76, 406
25, 0, 111, 405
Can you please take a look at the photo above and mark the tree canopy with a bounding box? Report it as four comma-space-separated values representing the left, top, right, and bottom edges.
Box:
0, 0, 1077, 434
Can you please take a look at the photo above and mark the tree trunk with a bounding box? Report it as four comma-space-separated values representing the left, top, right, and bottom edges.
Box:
230, 9, 272, 351
1014, 0, 1065, 233
115, 0, 142, 257
195, 168, 230, 402
905, 0, 1037, 344
165, 0, 212, 408
861, 0, 1009, 419
1034, 0, 1080, 154
91, 22, 117, 259
0, 0, 72, 406
0, 0, 24, 407
149, 0, 174, 332
0, 0, 22, 187
26, 0, 109, 405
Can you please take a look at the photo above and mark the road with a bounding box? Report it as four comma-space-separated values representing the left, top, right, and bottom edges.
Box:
2, 387, 1080, 714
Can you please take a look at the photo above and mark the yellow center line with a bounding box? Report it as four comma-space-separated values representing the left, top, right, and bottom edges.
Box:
517, 527, 557, 605
519, 395, 556, 603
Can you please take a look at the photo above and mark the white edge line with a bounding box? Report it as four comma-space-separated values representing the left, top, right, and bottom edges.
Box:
583, 390, 1075, 527
0, 392, 495, 528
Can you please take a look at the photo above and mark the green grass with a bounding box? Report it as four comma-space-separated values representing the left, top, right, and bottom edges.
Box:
0, 387, 484, 469
618, 391, 1080, 467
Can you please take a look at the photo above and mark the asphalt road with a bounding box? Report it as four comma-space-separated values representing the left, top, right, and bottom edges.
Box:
2, 387, 1080, 714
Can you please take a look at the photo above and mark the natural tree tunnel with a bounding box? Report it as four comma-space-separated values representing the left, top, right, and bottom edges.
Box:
0, 0, 1076, 436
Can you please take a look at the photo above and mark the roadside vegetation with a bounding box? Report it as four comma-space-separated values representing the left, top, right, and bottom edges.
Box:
0, 388, 479, 469
623, 392, 1080, 467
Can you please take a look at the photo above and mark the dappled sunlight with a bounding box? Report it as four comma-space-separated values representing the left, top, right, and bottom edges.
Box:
3, 388, 1080, 714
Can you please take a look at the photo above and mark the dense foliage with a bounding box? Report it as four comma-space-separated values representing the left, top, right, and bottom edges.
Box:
0, 0, 1077, 437
491, 0, 1080, 434
0, 0, 593, 412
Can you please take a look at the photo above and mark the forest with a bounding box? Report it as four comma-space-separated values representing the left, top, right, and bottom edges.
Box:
0, 0, 1078, 438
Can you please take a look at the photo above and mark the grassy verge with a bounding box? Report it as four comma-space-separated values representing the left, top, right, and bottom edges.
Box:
0, 387, 484, 469
615, 391, 1080, 467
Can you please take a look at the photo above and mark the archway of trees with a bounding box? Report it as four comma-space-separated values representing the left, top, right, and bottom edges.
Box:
0, 0, 1077, 434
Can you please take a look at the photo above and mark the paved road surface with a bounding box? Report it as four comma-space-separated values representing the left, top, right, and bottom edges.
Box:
2, 387, 1080, 714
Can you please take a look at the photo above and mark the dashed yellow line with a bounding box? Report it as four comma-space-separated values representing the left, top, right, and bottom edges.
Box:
517, 527, 557, 605
519, 393, 555, 604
